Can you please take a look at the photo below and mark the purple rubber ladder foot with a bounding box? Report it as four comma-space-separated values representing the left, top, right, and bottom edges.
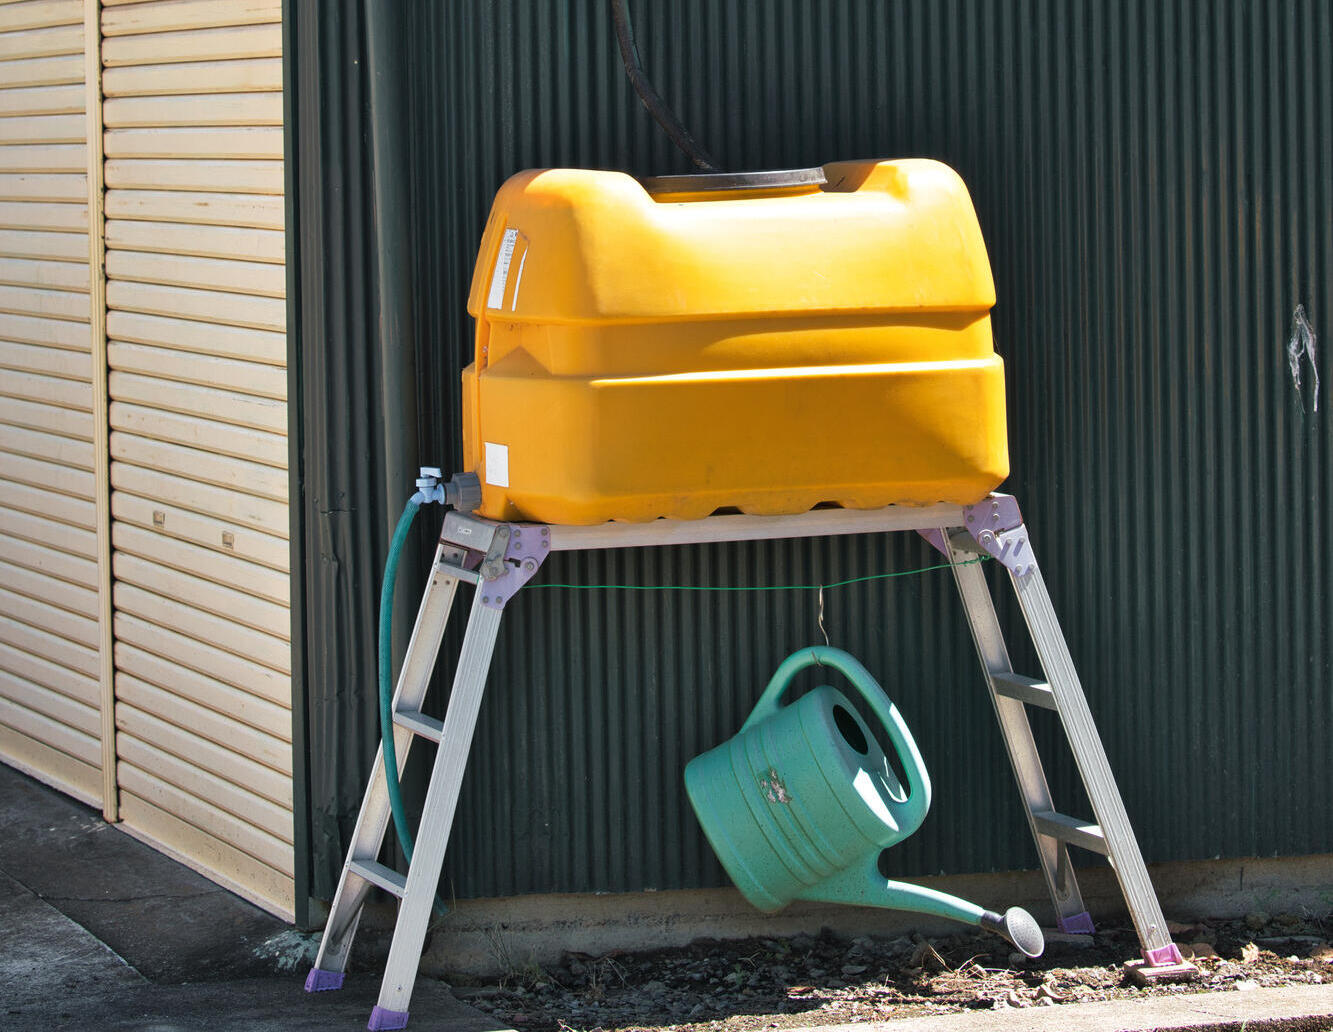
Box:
304, 967, 345, 992
1125, 943, 1197, 985
1143, 942, 1186, 967
1057, 911, 1096, 935
368, 1005, 409, 1031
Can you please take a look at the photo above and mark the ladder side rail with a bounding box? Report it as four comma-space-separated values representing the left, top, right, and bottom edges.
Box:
373, 590, 506, 1025
944, 531, 1092, 932
1009, 561, 1176, 959
311, 546, 462, 977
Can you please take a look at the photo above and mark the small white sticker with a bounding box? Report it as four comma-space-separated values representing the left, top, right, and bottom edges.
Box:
486, 228, 519, 309
484, 442, 509, 487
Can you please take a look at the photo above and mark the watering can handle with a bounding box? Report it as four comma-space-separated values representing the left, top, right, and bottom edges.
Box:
741, 646, 931, 831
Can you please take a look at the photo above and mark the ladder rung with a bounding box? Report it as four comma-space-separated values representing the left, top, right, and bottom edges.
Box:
348, 858, 407, 897
393, 708, 444, 743
991, 672, 1057, 710
1032, 810, 1109, 855
439, 561, 480, 584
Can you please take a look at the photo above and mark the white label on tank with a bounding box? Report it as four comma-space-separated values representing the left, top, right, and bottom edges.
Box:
487, 228, 519, 309
484, 442, 510, 487
509, 247, 529, 311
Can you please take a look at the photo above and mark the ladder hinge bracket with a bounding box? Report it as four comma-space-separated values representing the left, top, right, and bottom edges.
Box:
477, 525, 512, 581
974, 523, 1034, 576
438, 515, 552, 609
916, 527, 950, 557
966, 494, 1035, 576
476, 524, 550, 610
918, 493, 1036, 577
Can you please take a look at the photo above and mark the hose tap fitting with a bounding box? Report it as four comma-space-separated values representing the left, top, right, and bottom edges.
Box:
412, 468, 481, 512
443, 472, 482, 513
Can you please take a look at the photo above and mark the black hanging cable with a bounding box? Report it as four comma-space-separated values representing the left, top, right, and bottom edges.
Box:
610, 0, 719, 171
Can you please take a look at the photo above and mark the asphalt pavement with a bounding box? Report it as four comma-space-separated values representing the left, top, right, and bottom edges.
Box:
0, 763, 498, 1031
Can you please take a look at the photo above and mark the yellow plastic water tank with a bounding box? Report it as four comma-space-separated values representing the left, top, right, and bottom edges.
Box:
462, 158, 1007, 525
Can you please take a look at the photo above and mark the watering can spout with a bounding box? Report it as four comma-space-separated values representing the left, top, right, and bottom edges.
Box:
796, 855, 1045, 957
980, 907, 1045, 958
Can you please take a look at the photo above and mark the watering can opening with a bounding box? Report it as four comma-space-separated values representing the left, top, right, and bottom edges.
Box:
832, 704, 868, 754
836, 701, 912, 809
827, 696, 912, 823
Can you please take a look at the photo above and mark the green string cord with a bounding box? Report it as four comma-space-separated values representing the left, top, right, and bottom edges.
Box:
526, 555, 988, 592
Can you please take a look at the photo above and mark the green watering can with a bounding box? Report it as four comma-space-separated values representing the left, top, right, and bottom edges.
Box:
684, 646, 1044, 957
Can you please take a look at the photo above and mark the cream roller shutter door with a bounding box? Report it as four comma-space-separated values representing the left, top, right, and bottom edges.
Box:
0, 0, 105, 808
102, 0, 292, 918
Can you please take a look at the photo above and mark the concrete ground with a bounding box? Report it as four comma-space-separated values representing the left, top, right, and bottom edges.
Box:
2, 761, 1330, 1032
0, 764, 499, 1031
827, 986, 1333, 1031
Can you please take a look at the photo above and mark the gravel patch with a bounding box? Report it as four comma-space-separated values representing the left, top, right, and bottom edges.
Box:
443, 910, 1332, 1031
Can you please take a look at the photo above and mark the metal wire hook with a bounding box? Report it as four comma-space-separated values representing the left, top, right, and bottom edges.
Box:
816, 584, 830, 664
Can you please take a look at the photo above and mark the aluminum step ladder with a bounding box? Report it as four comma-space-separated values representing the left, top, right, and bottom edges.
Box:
305, 493, 1191, 1030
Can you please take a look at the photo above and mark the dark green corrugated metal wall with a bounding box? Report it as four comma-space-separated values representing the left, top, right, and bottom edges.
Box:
292, 0, 1332, 906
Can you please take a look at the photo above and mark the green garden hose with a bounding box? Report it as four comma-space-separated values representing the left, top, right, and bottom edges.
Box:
374, 469, 479, 916
378, 497, 421, 861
